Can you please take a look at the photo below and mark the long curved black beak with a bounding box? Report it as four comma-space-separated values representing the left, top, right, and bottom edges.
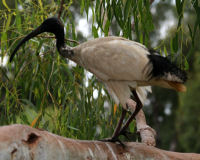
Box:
9, 25, 43, 62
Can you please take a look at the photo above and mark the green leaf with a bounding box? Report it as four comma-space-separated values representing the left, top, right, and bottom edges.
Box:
2, 0, 11, 12
127, 17, 132, 39
72, 22, 76, 40
164, 46, 168, 57
124, 0, 132, 22
129, 120, 135, 133
15, 1, 22, 32
133, 12, 139, 39
139, 34, 143, 44
6, 14, 12, 31
91, 6, 95, 25
38, 0, 43, 9
138, 0, 143, 14
97, 2, 103, 28
170, 39, 174, 58
188, 24, 193, 39
172, 33, 178, 53
96, 0, 100, 10
188, 24, 195, 46
20, 114, 30, 124
85, 0, 90, 20
104, 19, 110, 36
67, 125, 80, 131
21, 99, 36, 108
146, 11, 154, 31
80, 0, 85, 15
184, 56, 189, 70
1, 23, 7, 52
176, 0, 181, 15
112, 1, 123, 28
107, 2, 112, 21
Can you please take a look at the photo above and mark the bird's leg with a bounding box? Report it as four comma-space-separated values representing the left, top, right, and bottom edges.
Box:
111, 108, 127, 138
99, 108, 127, 144
115, 90, 143, 138
113, 97, 157, 146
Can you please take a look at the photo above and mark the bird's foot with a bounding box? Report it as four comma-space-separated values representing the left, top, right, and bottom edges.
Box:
99, 137, 125, 147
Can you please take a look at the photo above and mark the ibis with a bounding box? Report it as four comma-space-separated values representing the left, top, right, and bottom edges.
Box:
10, 17, 187, 142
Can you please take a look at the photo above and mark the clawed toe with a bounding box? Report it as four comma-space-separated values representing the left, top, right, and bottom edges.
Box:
98, 137, 125, 146
119, 129, 138, 141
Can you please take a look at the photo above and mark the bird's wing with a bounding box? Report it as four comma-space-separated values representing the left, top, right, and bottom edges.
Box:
105, 81, 151, 107
72, 37, 153, 107
73, 37, 150, 82
71, 36, 186, 92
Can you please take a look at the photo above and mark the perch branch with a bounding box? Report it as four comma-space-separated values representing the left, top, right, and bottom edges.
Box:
126, 99, 156, 146
0, 124, 199, 160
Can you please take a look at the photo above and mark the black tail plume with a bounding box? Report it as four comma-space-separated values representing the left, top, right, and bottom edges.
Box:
147, 54, 187, 83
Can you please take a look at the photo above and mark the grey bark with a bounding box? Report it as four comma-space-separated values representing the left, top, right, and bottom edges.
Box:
0, 124, 199, 160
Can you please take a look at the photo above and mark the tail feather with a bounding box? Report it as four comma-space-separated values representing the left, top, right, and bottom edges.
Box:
147, 54, 187, 83
167, 81, 187, 92
136, 86, 151, 105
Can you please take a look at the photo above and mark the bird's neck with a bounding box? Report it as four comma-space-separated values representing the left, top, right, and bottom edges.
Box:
56, 34, 65, 49
57, 42, 74, 59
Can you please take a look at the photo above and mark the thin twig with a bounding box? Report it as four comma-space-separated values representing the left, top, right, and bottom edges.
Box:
58, 0, 65, 19
37, 35, 55, 39
37, 35, 80, 44
64, 38, 80, 44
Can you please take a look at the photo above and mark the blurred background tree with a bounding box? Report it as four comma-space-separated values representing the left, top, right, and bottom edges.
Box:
0, 0, 199, 153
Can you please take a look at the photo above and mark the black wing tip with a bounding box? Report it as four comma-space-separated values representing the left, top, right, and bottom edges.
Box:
147, 54, 187, 83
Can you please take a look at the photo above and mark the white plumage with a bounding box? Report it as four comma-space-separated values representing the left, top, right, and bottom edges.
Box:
68, 36, 152, 108
10, 18, 187, 141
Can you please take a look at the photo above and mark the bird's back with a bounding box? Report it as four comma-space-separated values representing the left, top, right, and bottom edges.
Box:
72, 36, 150, 82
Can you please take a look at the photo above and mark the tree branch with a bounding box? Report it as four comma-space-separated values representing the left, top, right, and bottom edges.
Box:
126, 99, 156, 146
0, 124, 199, 160
58, 0, 65, 19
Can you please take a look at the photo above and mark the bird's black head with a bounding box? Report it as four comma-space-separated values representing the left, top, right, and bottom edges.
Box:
10, 17, 65, 62
40, 17, 64, 40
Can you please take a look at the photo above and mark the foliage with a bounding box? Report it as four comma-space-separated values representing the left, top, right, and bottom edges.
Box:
176, 53, 200, 153
0, 0, 120, 140
0, 0, 200, 152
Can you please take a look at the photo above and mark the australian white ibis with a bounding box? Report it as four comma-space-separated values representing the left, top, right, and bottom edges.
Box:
10, 17, 187, 142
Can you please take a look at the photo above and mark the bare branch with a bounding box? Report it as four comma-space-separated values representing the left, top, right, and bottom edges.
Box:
0, 124, 199, 160
58, 0, 65, 19
65, 38, 80, 44
126, 99, 156, 146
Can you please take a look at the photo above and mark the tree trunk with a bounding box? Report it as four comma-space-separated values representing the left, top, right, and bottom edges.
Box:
0, 124, 199, 160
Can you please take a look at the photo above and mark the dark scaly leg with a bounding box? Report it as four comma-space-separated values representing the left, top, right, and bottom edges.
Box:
111, 108, 127, 138
114, 90, 143, 138
99, 108, 127, 145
